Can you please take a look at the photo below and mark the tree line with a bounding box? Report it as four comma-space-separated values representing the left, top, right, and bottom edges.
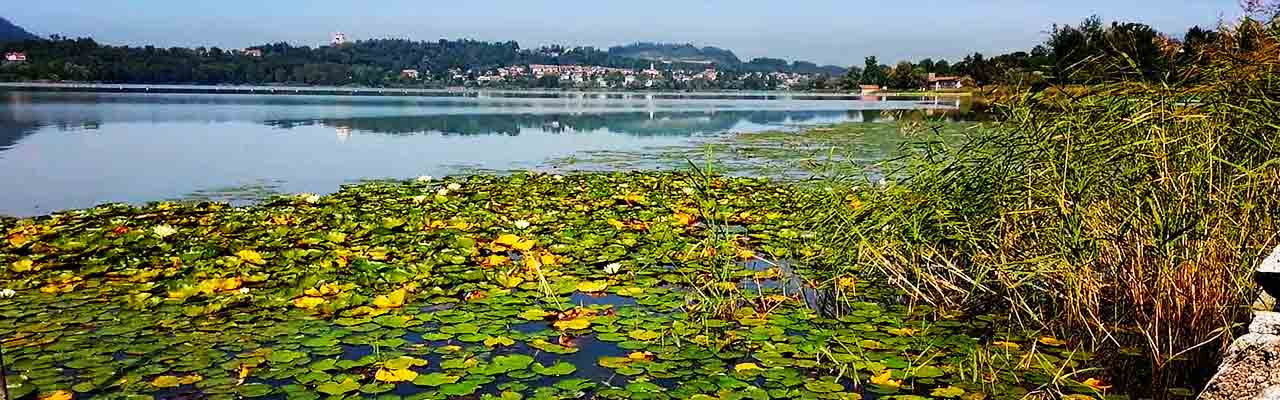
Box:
0, 37, 842, 87
0, 16, 1234, 90
831, 15, 1227, 90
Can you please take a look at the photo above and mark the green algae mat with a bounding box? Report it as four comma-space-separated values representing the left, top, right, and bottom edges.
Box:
0, 172, 1117, 400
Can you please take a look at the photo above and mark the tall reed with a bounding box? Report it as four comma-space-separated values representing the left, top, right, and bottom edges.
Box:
803, 18, 1280, 396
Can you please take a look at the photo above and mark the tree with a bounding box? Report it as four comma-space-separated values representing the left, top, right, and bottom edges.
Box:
888, 61, 925, 90
839, 66, 864, 90
934, 60, 952, 75
860, 56, 887, 86
919, 58, 936, 73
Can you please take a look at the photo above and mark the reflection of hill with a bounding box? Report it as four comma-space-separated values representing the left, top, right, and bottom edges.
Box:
265, 110, 851, 137
0, 120, 40, 151
0, 94, 45, 150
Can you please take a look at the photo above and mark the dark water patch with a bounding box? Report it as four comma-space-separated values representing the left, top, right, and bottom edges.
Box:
570, 292, 638, 307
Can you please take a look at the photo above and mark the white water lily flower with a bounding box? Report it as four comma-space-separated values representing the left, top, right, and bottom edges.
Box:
416, 175, 433, 183
681, 187, 696, 195
514, 220, 531, 229
604, 263, 622, 275
239, 287, 250, 294
447, 183, 462, 191
413, 195, 428, 204
152, 224, 177, 238
436, 188, 450, 197
553, 175, 565, 181
300, 193, 321, 204
0, 289, 15, 298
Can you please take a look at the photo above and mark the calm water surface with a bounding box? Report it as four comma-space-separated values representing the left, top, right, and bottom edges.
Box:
0, 91, 959, 216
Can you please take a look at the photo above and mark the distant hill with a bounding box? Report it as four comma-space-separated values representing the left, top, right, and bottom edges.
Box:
0, 17, 38, 42
609, 42, 845, 75
608, 43, 742, 65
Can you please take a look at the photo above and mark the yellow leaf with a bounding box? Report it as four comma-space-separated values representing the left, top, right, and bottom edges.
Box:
837, 277, 858, 289
870, 370, 902, 388
11, 259, 34, 272
992, 341, 1021, 351
512, 239, 536, 251
576, 280, 608, 293
495, 273, 524, 289
482, 255, 510, 268
673, 212, 696, 226
735, 248, 755, 260
238, 364, 252, 384
217, 277, 243, 292
373, 289, 407, 309
236, 249, 266, 265
375, 368, 418, 383
554, 317, 591, 330
1082, 378, 1112, 390
848, 195, 863, 209
622, 193, 646, 204
607, 219, 626, 230
7, 236, 26, 248
484, 336, 515, 347
522, 255, 542, 269
305, 283, 343, 297
887, 327, 916, 336
495, 234, 521, 247
628, 351, 653, 361
1038, 336, 1067, 346
292, 296, 327, 309
152, 375, 183, 388
617, 287, 644, 297
734, 362, 763, 373
38, 391, 73, 400
539, 252, 558, 267
179, 374, 203, 385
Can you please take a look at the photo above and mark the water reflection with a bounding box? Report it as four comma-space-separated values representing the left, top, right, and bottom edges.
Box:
270, 108, 972, 138
0, 92, 967, 217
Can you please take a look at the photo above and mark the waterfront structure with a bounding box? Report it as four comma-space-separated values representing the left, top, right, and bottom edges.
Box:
925, 73, 964, 90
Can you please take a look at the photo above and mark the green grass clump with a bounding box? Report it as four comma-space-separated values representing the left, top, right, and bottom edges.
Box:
804, 18, 1280, 397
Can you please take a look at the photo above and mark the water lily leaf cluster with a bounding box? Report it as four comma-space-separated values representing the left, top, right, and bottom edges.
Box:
0, 172, 1111, 399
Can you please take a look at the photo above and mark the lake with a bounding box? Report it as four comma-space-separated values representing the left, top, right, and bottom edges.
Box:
0, 90, 961, 217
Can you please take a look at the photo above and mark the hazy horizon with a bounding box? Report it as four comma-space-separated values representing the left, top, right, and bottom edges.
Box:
5, 0, 1243, 66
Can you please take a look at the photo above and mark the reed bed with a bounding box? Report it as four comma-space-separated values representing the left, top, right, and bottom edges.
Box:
802, 18, 1280, 396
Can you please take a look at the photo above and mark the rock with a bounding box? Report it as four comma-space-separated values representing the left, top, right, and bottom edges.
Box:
1252, 312, 1280, 336
1261, 386, 1280, 400
1201, 333, 1280, 400
1259, 246, 1280, 273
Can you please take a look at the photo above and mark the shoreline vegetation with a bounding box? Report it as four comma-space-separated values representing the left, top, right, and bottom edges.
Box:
1, 13, 1279, 400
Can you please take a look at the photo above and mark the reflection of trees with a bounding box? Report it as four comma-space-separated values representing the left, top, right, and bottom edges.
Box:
264, 110, 851, 137
0, 121, 40, 151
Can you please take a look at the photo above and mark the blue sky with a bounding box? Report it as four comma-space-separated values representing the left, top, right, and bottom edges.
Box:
5, 0, 1241, 66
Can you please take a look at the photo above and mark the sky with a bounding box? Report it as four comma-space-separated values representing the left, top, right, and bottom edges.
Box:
4, 0, 1243, 66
